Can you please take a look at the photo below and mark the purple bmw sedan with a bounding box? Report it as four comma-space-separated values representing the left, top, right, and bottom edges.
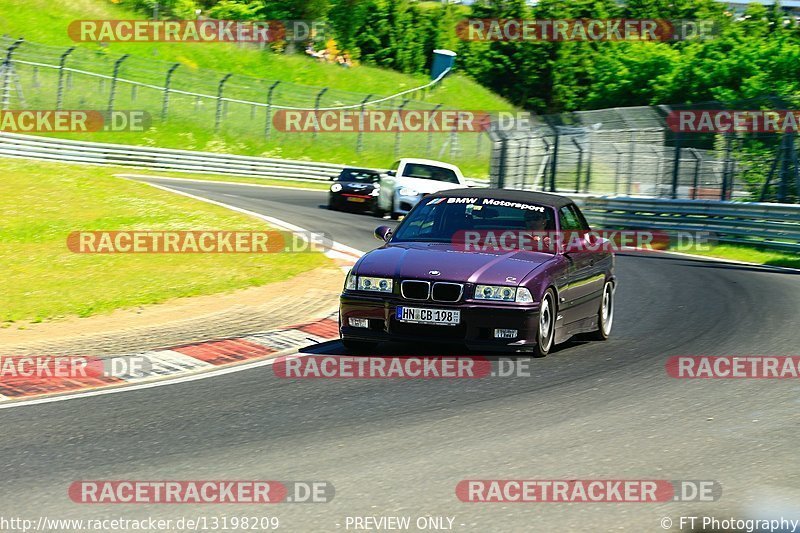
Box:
339, 188, 616, 356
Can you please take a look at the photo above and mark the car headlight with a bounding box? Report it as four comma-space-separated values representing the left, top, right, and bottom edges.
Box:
345, 271, 357, 290
474, 285, 517, 302
330, 183, 343, 192
357, 276, 393, 293
398, 187, 419, 197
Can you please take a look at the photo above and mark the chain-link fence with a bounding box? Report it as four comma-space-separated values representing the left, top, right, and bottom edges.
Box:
4, 36, 800, 201
488, 97, 800, 203
0, 36, 491, 172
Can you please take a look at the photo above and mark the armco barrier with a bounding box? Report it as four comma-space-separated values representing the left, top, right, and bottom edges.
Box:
0, 132, 348, 182
582, 196, 800, 252
2, 132, 797, 252
0, 131, 489, 185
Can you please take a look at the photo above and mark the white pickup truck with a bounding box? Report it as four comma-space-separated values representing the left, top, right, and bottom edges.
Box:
375, 158, 468, 219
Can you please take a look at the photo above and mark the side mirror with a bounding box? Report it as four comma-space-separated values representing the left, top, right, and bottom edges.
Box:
374, 225, 393, 242
386, 170, 396, 177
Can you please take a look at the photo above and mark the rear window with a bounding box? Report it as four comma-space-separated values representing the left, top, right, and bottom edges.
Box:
401, 163, 459, 184
337, 169, 380, 183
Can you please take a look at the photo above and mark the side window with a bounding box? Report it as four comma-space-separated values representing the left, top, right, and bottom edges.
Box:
559, 206, 581, 231
567, 204, 590, 231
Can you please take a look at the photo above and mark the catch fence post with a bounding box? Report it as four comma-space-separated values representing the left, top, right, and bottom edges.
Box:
356, 94, 372, 154
161, 63, 180, 120
264, 81, 280, 139
214, 73, 233, 132
107, 54, 129, 114
56, 46, 75, 111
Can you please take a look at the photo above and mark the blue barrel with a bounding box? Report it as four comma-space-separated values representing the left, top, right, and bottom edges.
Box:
430, 49, 457, 80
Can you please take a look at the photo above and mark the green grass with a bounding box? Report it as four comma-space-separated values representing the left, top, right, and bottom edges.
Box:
0, 158, 329, 322
681, 244, 800, 269
0, 0, 509, 107
0, 0, 443, 96
1, 0, 513, 178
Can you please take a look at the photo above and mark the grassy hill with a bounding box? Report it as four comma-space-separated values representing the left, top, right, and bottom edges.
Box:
1, 0, 513, 176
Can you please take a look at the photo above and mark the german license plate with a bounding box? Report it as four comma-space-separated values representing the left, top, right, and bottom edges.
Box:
396, 306, 460, 326
347, 197, 366, 203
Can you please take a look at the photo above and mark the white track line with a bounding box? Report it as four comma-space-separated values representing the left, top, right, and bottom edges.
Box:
123, 176, 364, 261
116, 173, 329, 192
640, 248, 800, 273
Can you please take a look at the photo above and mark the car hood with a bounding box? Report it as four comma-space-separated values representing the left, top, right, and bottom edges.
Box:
356, 242, 554, 285
396, 176, 463, 194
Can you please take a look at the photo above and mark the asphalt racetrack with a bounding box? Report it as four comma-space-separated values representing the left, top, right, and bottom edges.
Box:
1, 177, 799, 532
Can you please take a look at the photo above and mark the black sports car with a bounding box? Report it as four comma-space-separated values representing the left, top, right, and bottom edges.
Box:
328, 168, 381, 213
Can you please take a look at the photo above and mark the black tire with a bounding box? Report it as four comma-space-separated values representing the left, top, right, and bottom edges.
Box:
342, 339, 378, 352
531, 289, 556, 358
390, 211, 401, 220
588, 280, 614, 341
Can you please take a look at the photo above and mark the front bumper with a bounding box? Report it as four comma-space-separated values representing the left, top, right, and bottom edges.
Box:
395, 193, 423, 215
340, 292, 541, 352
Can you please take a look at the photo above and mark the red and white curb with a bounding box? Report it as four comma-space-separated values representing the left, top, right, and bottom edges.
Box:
0, 312, 341, 406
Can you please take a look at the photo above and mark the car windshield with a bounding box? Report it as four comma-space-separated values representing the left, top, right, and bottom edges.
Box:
401, 163, 460, 183
392, 196, 557, 248
337, 169, 379, 183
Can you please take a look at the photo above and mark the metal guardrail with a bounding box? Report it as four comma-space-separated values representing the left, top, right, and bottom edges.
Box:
581, 196, 800, 252
0, 131, 490, 185
0, 131, 347, 182
1, 131, 796, 252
